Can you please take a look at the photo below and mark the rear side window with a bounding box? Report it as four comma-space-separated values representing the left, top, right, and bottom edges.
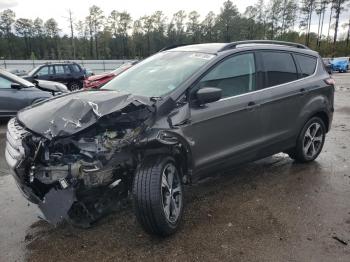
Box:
261, 52, 298, 88
54, 65, 65, 74
294, 54, 317, 77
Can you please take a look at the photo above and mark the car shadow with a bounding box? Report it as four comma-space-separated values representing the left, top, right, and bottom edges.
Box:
24, 153, 325, 261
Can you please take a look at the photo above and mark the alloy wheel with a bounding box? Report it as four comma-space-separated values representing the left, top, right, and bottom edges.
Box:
161, 163, 182, 224
302, 122, 324, 158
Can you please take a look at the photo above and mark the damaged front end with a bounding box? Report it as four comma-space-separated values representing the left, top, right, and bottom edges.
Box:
5, 90, 155, 227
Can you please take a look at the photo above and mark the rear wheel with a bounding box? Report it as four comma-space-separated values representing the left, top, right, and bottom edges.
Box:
68, 81, 81, 91
133, 155, 183, 236
288, 117, 326, 163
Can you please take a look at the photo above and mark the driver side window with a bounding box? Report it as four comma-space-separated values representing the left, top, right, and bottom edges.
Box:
0, 76, 12, 89
193, 53, 256, 99
36, 66, 53, 76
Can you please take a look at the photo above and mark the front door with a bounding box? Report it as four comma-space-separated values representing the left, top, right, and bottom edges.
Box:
181, 52, 264, 172
36, 65, 54, 81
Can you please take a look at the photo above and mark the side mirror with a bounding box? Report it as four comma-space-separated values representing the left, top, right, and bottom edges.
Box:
33, 74, 39, 79
11, 83, 22, 89
196, 87, 222, 105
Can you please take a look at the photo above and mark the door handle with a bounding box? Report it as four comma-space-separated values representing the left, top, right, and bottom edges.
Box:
299, 88, 307, 95
246, 101, 259, 111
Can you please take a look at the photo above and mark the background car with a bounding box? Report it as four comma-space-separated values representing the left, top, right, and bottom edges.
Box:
23, 62, 85, 91
83, 62, 137, 89
0, 69, 53, 117
330, 57, 349, 73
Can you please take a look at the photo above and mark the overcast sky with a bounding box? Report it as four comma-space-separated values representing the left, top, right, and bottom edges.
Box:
0, 0, 349, 37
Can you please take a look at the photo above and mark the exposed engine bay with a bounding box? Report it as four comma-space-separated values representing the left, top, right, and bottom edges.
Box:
5, 91, 171, 227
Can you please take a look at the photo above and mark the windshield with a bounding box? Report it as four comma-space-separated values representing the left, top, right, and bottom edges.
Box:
102, 51, 215, 97
333, 57, 348, 63
27, 66, 41, 76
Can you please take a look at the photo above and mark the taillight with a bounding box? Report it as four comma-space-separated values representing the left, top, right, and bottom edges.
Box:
324, 78, 335, 86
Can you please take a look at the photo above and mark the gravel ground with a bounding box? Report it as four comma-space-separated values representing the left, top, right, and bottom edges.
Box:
0, 73, 350, 262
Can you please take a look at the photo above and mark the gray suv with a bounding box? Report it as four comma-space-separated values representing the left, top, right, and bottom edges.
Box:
5, 41, 334, 236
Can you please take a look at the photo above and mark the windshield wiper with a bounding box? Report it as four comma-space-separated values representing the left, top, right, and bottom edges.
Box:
150, 96, 162, 102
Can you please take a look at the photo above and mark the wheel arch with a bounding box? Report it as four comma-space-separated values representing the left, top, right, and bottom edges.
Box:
138, 130, 194, 184
298, 94, 332, 133
311, 111, 330, 132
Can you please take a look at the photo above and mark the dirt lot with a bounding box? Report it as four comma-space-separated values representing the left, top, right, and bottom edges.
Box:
1, 73, 350, 262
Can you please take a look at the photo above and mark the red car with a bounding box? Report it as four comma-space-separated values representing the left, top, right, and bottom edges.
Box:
84, 62, 136, 89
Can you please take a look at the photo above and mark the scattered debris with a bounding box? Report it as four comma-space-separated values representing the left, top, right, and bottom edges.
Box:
332, 236, 348, 246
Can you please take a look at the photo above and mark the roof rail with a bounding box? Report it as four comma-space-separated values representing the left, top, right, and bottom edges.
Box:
158, 44, 188, 52
219, 40, 309, 52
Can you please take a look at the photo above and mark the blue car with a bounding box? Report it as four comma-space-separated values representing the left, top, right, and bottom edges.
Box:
331, 57, 349, 73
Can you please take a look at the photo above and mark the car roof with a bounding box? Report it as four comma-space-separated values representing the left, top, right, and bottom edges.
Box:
40, 62, 78, 66
169, 43, 228, 53
168, 41, 318, 57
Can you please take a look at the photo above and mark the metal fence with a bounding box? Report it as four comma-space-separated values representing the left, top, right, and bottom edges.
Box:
0, 59, 137, 74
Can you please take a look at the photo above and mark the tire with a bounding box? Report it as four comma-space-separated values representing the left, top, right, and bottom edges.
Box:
132, 155, 183, 236
68, 81, 81, 91
288, 117, 326, 163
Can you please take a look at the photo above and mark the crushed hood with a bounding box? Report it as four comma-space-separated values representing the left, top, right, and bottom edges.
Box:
17, 90, 153, 139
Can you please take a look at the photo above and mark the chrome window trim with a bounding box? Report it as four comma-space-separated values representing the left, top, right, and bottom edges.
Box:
218, 55, 319, 102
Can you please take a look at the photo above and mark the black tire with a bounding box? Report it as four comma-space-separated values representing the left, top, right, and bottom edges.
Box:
288, 117, 326, 163
132, 155, 183, 236
68, 81, 81, 91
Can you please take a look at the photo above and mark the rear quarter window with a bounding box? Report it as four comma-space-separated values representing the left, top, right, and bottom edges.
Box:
294, 54, 317, 77
261, 51, 298, 88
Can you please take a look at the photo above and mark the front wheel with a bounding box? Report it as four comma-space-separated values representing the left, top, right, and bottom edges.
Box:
132, 156, 183, 236
288, 117, 326, 163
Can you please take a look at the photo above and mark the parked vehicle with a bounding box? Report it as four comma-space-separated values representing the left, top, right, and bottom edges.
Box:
23, 62, 85, 91
0, 69, 57, 117
6, 41, 334, 236
84, 62, 137, 89
330, 57, 349, 73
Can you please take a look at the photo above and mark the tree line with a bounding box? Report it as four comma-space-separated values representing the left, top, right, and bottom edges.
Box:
0, 0, 350, 60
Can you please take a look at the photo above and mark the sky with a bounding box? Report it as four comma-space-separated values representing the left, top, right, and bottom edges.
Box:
0, 0, 349, 38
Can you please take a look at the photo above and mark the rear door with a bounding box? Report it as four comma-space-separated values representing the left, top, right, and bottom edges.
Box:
181, 52, 264, 172
254, 51, 317, 156
53, 65, 71, 84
